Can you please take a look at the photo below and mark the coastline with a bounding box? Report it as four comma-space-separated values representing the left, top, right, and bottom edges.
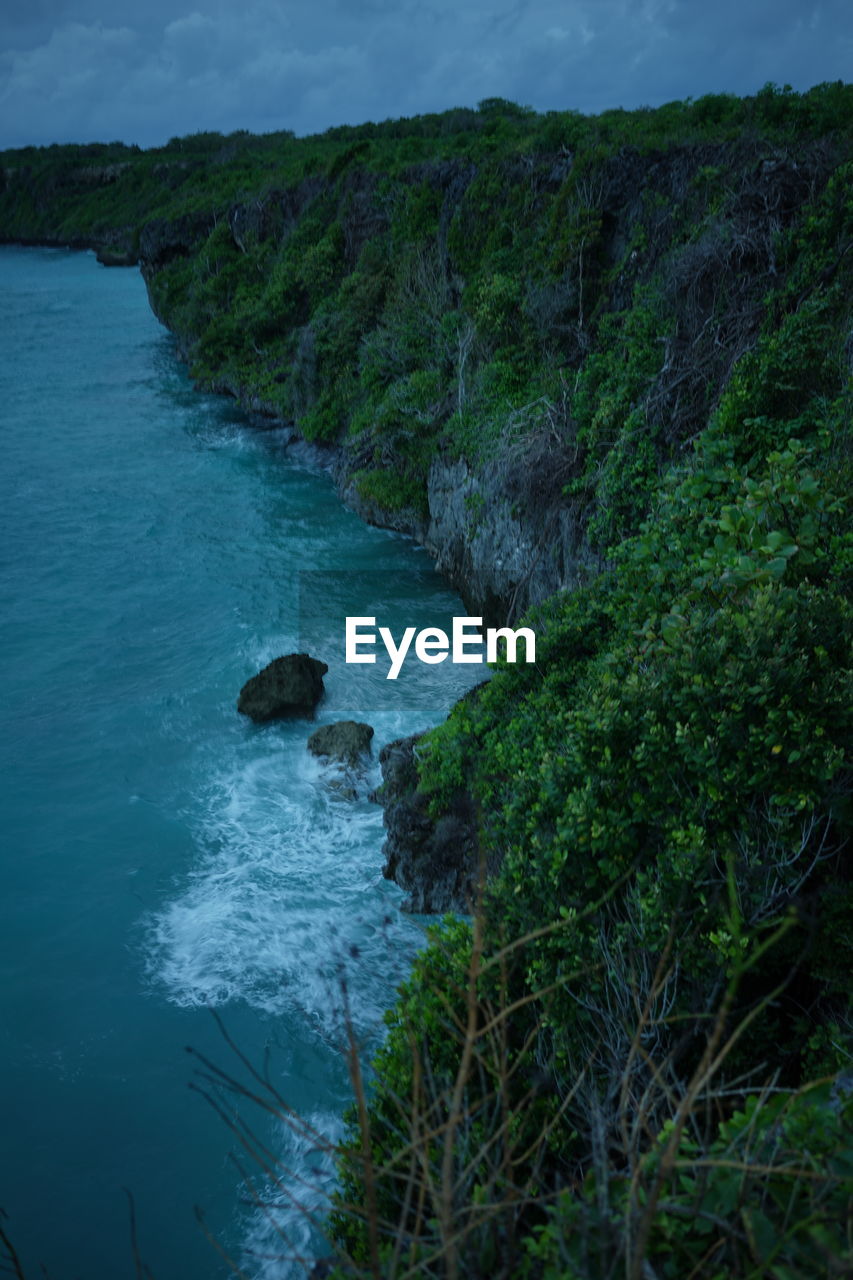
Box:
2, 91, 850, 1276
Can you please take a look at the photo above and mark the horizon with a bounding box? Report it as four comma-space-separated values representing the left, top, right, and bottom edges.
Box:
1, 0, 851, 152
1, 79, 849, 157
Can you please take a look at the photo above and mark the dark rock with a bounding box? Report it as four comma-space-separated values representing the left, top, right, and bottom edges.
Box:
237, 653, 328, 722
138, 211, 217, 271
307, 720, 374, 766
376, 733, 480, 914
96, 246, 137, 267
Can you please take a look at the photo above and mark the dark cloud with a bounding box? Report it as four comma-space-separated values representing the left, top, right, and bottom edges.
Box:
0, 0, 849, 149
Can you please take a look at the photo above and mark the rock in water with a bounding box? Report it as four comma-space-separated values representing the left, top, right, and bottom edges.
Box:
307, 721, 374, 766
377, 733, 480, 914
95, 246, 138, 267
237, 654, 328, 722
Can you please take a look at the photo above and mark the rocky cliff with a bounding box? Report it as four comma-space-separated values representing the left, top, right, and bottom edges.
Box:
3, 90, 849, 912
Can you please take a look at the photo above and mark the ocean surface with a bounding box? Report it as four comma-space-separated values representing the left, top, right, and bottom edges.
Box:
0, 246, 481, 1279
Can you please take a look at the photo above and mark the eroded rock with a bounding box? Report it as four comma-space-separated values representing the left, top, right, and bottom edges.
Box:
377, 733, 479, 914
237, 653, 328, 722
307, 720, 374, 766
96, 246, 137, 267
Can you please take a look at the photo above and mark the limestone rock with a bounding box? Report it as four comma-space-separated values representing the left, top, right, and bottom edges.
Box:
307, 720, 374, 766
95, 246, 137, 267
376, 733, 480, 914
237, 653, 328, 722
425, 454, 597, 626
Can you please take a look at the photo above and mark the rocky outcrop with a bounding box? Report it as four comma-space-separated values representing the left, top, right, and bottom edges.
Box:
332, 437, 596, 626
377, 734, 479, 914
138, 211, 217, 272
237, 653, 328, 722
96, 246, 137, 267
307, 720, 374, 766
425, 452, 598, 626
336, 474, 430, 543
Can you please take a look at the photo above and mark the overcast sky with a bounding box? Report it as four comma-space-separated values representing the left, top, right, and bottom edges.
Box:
1, 1, 850, 150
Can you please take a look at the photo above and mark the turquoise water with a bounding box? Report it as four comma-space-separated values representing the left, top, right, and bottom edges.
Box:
0, 247, 480, 1279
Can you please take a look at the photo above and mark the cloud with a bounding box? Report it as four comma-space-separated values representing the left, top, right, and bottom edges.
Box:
0, 21, 143, 141
0, 0, 850, 149
2, 21, 138, 97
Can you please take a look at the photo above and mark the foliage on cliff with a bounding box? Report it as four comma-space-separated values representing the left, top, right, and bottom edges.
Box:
2, 83, 851, 1276
2, 81, 850, 544
331, 143, 852, 1275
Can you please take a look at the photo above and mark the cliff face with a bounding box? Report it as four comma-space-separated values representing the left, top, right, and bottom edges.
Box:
376, 734, 479, 914
136, 193, 606, 623
3, 105, 846, 631
424, 453, 597, 625
130, 154, 823, 622
336, 449, 596, 624
127, 135, 841, 623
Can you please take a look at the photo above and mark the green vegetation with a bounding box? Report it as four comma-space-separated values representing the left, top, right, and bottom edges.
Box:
2, 82, 851, 541
1, 81, 851, 1276
330, 143, 852, 1276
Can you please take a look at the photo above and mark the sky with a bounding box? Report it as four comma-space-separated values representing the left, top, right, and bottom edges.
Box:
0, 0, 850, 150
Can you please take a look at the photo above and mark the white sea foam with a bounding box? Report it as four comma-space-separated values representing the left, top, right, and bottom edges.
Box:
144, 729, 428, 1275
146, 738, 422, 1035
238, 1107, 345, 1280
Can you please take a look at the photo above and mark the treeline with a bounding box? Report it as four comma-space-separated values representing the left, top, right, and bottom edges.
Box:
1, 82, 851, 1276
1, 83, 850, 545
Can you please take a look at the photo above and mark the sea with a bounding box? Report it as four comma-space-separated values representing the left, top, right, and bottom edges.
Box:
0, 245, 481, 1279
